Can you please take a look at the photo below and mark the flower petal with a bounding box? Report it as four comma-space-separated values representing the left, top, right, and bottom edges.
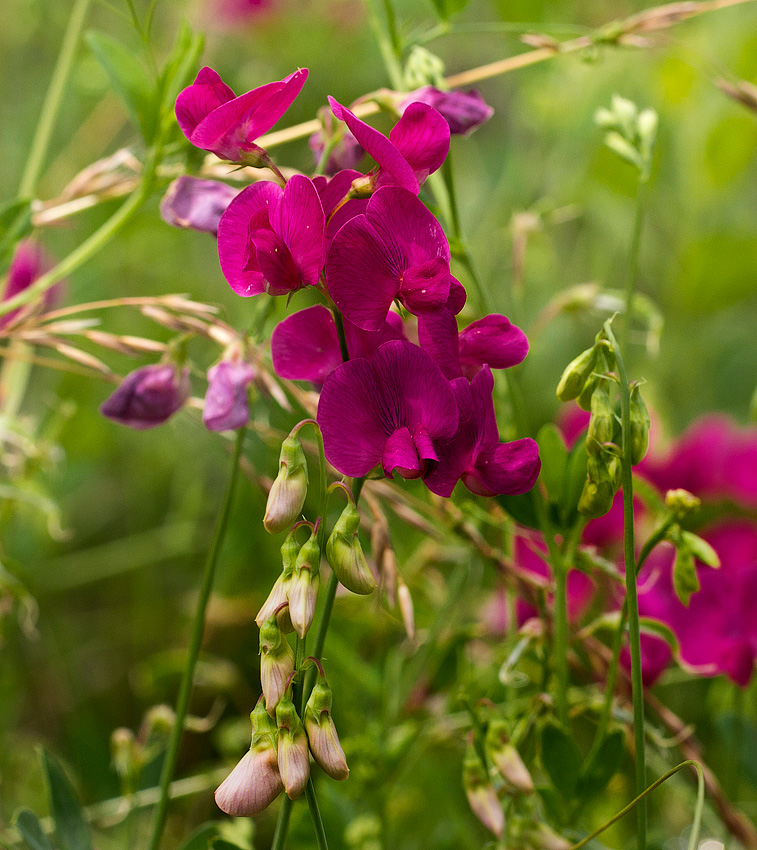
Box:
175, 66, 235, 140
388, 101, 450, 183
459, 314, 529, 377
382, 427, 422, 478
273, 175, 326, 287
418, 308, 462, 380
271, 305, 341, 383
160, 176, 239, 236
465, 438, 541, 496
400, 256, 450, 315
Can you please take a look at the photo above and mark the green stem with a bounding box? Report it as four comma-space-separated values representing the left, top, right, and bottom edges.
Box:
553, 564, 569, 725
147, 428, 246, 850
606, 322, 646, 850
19, 0, 93, 198
621, 178, 647, 353
363, 0, 404, 90
305, 779, 329, 850
270, 798, 293, 850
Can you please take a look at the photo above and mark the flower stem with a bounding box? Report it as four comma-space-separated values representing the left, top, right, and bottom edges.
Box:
147, 428, 246, 850
552, 562, 570, 725
621, 178, 647, 352
18, 0, 93, 198
363, 0, 404, 90
305, 779, 330, 850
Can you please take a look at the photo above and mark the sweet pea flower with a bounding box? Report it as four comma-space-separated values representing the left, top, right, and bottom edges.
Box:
218, 174, 326, 297
271, 304, 405, 384
424, 367, 541, 497
1, 239, 58, 328
101, 364, 190, 429
203, 359, 256, 431
401, 87, 493, 136
328, 97, 449, 195
313, 169, 369, 243
326, 186, 452, 330
175, 66, 307, 162
160, 176, 239, 236
317, 340, 458, 480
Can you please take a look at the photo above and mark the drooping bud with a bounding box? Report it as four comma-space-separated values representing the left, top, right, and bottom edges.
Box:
556, 347, 597, 402
326, 499, 376, 595
276, 693, 310, 799
578, 453, 617, 519
485, 720, 533, 793
259, 616, 295, 715
628, 382, 651, 465
101, 364, 190, 429
263, 428, 309, 534
203, 358, 255, 432
255, 524, 307, 629
587, 379, 615, 453
289, 525, 321, 638
111, 728, 139, 788
215, 699, 283, 816
304, 675, 349, 781
462, 742, 504, 838
576, 373, 597, 412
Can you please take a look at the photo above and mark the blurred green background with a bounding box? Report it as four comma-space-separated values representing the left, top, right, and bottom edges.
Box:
1, 0, 757, 848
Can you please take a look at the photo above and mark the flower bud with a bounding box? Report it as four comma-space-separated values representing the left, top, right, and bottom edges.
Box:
215, 700, 283, 816
463, 743, 504, 838
263, 430, 309, 534
289, 528, 321, 638
326, 501, 376, 595
276, 693, 310, 799
203, 358, 255, 432
664, 488, 701, 516
485, 720, 533, 793
255, 527, 304, 629
304, 677, 349, 781
111, 728, 139, 785
629, 383, 651, 465
587, 380, 615, 453
259, 616, 295, 715
101, 364, 190, 429
578, 453, 618, 519
527, 823, 572, 850
577, 373, 597, 412
402, 86, 493, 136
160, 176, 239, 236
556, 347, 596, 402
403, 45, 446, 90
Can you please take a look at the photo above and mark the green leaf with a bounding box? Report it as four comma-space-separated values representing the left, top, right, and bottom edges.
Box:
639, 617, 679, 654
537, 424, 568, 505
560, 434, 588, 522
497, 490, 540, 530
0, 198, 33, 271
540, 720, 582, 799
427, 0, 470, 21
13, 809, 55, 850
680, 530, 720, 568
157, 23, 205, 118
577, 728, 624, 797
86, 31, 157, 143
673, 547, 699, 606
41, 750, 92, 850
177, 823, 219, 850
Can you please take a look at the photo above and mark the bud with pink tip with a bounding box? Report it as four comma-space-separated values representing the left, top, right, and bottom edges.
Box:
215, 699, 283, 816
463, 741, 504, 837
288, 522, 321, 638
263, 427, 309, 534
276, 692, 310, 799
255, 522, 307, 630
325, 489, 376, 595
259, 615, 295, 715
485, 720, 533, 793
304, 672, 349, 781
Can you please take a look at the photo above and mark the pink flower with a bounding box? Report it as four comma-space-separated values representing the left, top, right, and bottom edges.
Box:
1, 239, 58, 328
160, 176, 239, 236
203, 359, 255, 431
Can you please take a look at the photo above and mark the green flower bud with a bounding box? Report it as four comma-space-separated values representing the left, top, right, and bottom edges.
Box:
664, 488, 701, 516
587, 380, 616, 453
326, 502, 376, 595
462, 742, 504, 838
578, 454, 617, 518
576, 373, 597, 412
289, 528, 321, 638
485, 720, 533, 793
263, 431, 309, 534
556, 347, 597, 402
259, 617, 295, 715
304, 678, 349, 781
403, 45, 446, 89
629, 383, 651, 465
276, 694, 310, 800
255, 526, 305, 629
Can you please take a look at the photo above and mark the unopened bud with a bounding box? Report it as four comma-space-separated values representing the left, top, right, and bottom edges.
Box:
255, 526, 305, 629
259, 617, 295, 715
304, 677, 349, 781
463, 743, 504, 838
111, 728, 138, 782
276, 694, 310, 800
326, 502, 376, 595
289, 527, 321, 638
577, 373, 597, 412
527, 823, 572, 850
215, 701, 282, 816
673, 546, 699, 607
629, 383, 650, 465
578, 454, 617, 519
263, 430, 309, 534
485, 720, 533, 793
587, 380, 616, 452
397, 581, 415, 642
664, 488, 701, 515
556, 347, 597, 402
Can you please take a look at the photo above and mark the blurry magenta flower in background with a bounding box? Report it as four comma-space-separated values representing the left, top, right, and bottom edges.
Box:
101, 364, 190, 429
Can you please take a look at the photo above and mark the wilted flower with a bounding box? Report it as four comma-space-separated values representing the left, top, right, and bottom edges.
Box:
100, 364, 190, 429
203, 359, 255, 431
218, 175, 326, 297
160, 176, 239, 236
175, 66, 307, 163
401, 86, 493, 136
304, 675, 349, 781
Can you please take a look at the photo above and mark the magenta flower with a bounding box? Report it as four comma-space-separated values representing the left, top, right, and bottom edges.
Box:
101, 364, 190, 429
175, 66, 307, 162
424, 367, 540, 497
1, 239, 58, 328
326, 186, 452, 330
309, 111, 363, 176
218, 175, 326, 297
203, 359, 256, 431
401, 87, 493, 136
160, 176, 239, 236
317, 340, 458, 480
271, 304, 404, 384
328, 97, 449, 194
313, 170, 369, 244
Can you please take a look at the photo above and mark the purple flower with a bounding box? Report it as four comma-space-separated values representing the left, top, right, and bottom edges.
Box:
203, 359, 256, 431
317, 340, 458, 480
218, 175, 326, 297
424, 367, 540, 497
175, 66, 307, 162
328, 97, 449, 194
313, 170, 369, 244
160, 176, 239, 236
401, 87, 493, 136
101, 364, 190, 429
419, 311, 529, 381
271, 304, 405, 384
326, 186, 452, 330
1, 239, 57, 328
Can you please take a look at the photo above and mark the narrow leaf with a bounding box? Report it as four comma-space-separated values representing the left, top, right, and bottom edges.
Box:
540, 720, 582, 799
577, 728, 625, 797
13, 809, 55, 850
537, 423, 568, 505
42, 750, 92, 850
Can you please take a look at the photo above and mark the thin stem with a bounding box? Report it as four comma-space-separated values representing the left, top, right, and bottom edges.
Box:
19, 0, 93, 197
305, 779, 329, 850
622, 178, 647, 352
147, 428, 246, 850
363, 0, 404, 89
270, 798, 293, 850
553, 565, 569, 725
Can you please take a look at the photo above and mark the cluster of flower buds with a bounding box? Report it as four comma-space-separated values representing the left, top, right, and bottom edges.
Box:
215, 663, 348, 816
484, 719, 534, 794
462, 738, 504, 838
595, 94, 658, 180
